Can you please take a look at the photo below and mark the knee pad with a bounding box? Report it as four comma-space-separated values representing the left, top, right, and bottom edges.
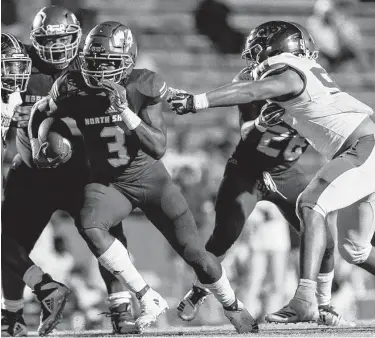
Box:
296, 190, 327, 221
338, 239, 372, 265
180, 239, 207, 268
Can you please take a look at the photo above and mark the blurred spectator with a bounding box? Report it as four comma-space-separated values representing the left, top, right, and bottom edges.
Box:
195, 0, 245, 54
1, 0, 17, 26
307, 0, 374, 85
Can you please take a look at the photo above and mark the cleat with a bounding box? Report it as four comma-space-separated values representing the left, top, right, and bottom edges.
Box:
288, 295, 319, 322
135, 289, 168, 332
224, 300, 259, 333
177, 285, 210, 321
318, 305, 356, 327
265, 304, 299, 323
103, 302, 140, 334
1, 309, 28, 337
33, 274, 71, 336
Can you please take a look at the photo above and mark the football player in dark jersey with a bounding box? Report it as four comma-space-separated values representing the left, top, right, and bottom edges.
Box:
28, 21, 259, 334
169, 21, 375, 324
174, 67, 350, 326
1, 7, 141, 336
1, 32, 73, 337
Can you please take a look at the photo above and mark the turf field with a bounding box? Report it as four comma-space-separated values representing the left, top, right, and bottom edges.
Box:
28, 321, 375, 337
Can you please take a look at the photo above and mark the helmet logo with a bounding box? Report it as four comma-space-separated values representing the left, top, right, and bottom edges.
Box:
46, 24, 66, 35
113, 28, 133, 52
113, 29, 125, 47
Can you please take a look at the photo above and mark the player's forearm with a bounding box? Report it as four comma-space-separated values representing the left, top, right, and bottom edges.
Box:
134, 124, 166, 160
201, 82, 260, 108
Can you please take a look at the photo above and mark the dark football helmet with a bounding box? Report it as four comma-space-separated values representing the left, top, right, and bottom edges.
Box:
30, 5, 82, 68
80, 21, 138, 88
241, 21, 317, 66
1, 33, 31, 92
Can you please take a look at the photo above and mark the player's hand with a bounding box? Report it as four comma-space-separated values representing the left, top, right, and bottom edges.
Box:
33, 142, 63, 169
99, 79, 128, 115
255, 102, 285, 131
232, 67, 254, 83
167, 92, 197, 115
11, 105, 31, 128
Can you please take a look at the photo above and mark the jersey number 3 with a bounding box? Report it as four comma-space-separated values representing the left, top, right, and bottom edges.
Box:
100, 126, 130, 167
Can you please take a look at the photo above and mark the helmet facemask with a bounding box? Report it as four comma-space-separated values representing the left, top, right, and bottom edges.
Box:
31, 24, 82, 68
1, 54, 31, 92
241, 43, 264, 67
80, 52, 135, 88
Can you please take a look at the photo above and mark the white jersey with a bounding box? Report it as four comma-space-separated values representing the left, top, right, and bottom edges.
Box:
252, 53, 374, 159
1, 91, 22, 143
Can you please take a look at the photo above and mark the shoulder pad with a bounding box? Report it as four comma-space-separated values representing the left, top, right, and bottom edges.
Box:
132, 69, 168, 100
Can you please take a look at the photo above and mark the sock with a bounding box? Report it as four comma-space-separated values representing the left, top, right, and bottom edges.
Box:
98, 239, 147, 294
193, 254, 226, 292
22, 265, 44, 290
202, 267, 236, 308
107, 291, 132, 309
2, 299, 24, 312
295, 279, 317, 300
316, 271, 334, 306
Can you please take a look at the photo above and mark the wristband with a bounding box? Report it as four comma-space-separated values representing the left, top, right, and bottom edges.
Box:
254, 117, 267, 133
193, 93, 209, 110
120, 107, 142, 130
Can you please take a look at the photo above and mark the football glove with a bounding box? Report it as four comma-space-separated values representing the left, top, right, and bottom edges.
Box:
167, 92, 196, 115
99, 79, 128, 115
254, 102, 285, 132
31, 139, 63, 169
232, 67, 254, 83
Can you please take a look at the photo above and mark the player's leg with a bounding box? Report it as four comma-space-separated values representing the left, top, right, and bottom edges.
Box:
337, 193, 375, 274
142, 162, 258, 333
264, 166, 346, 324
2, 235, 71, 336
99, 224, 134, 333
1, 156, 63, 336
75, 182, 161, 333
177, 163, 261, 321
205, 165, 261, 258
292, 135, 375, 320
60, 164, 135, 334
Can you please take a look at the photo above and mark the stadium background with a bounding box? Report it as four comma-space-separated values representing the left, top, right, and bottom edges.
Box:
1, 0, 375, 331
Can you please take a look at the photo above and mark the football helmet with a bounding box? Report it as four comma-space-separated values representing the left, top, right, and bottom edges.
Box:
241, 21, 317, 66
30, 5, 82, 68
80, 21, 138, 88
1, 33, 31, 92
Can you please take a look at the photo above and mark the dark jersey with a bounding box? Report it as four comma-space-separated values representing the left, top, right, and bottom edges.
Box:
230, 101, 309, 174
50, 68, 168, 182
16, 46, 81, 167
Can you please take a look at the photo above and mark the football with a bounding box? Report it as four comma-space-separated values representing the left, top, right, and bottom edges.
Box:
38, 117, 73, 164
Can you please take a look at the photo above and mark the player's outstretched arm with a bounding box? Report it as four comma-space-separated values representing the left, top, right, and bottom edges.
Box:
169, 70, 303, 115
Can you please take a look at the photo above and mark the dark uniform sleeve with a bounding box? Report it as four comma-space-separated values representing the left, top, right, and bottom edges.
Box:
136, 70, 168, 105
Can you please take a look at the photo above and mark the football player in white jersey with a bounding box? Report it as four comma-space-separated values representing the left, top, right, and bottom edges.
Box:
168, 21, 375, 323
